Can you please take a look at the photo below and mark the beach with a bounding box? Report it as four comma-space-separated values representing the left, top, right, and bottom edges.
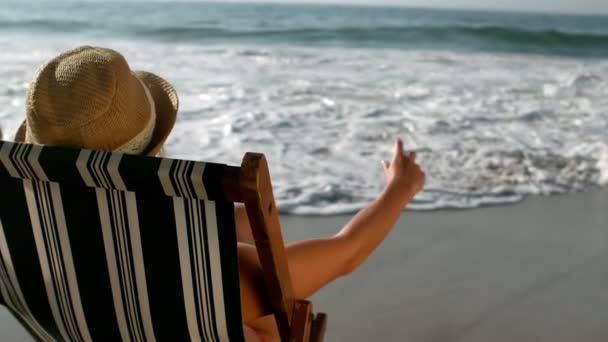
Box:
297, 189, 608, 341
1, 2, 607, 340
2, 189, 607, 341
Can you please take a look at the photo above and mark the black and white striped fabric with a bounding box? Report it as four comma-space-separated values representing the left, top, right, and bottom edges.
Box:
0, 140, 244, 341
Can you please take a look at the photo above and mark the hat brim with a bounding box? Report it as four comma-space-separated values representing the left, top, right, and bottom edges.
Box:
15, 70, 178, 157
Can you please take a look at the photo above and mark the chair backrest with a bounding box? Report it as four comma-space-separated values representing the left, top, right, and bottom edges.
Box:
0, 140, 245, 341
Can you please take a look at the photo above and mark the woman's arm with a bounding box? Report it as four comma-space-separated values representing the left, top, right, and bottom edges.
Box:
239, 139, 425, 322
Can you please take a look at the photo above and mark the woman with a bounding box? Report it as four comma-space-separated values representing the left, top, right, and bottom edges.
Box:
14, 46, 425, 341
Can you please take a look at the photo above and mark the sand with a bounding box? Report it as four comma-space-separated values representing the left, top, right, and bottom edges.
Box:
284, 189, 608, 342
1, 189, 607, 341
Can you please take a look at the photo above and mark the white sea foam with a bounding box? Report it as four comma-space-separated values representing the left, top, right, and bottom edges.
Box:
1, 36, 607, 215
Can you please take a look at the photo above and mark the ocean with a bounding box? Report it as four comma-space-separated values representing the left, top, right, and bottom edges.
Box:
1, 1, 607, 214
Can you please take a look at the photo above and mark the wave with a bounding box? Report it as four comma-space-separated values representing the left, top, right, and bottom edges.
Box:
3, 15, 608, 56
1, 33, 607, 215
0, 19, 91, 32
138, 25, 608, 57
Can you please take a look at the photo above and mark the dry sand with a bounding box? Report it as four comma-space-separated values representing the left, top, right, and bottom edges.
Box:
1, 189, 607, 341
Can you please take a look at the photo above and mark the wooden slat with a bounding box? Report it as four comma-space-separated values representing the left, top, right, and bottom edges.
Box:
291, 300, 313, 342
240, 152, 295, 342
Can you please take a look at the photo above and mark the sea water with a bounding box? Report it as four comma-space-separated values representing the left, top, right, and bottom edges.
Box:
1, 1, 607, 214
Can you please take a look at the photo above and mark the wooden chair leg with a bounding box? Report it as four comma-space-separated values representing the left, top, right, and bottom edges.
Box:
310, 313, 327, 342
291, 301, 327, 342
291, 300, 313, 342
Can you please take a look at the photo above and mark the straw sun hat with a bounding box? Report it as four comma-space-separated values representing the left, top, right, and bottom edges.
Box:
15, 46, 178, 156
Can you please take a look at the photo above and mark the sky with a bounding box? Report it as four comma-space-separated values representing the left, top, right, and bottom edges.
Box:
217, 0, 608, 15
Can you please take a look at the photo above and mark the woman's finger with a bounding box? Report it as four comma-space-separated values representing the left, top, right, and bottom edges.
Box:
392, 138, 403, 163
409, 151, 417, 161
395, 138, 403, 154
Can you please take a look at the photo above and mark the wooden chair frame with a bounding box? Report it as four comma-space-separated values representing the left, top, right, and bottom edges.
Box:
222, 153, 327, 342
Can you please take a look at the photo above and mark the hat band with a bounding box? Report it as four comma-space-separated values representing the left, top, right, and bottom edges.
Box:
114, 77, 157, 154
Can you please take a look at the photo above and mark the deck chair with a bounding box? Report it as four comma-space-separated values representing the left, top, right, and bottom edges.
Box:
0, 140, 327, 342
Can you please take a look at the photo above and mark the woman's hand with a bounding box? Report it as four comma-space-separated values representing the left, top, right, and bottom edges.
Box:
382, 138, 425, 203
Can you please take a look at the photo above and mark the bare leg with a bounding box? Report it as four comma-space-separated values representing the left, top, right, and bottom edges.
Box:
235, 204, 255, 244
246, 315, 279, 342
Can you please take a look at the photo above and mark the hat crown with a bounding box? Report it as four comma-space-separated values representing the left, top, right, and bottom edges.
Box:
17, 45, 179, 156
25, 46, 152, 151
29, 46, 122, 128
